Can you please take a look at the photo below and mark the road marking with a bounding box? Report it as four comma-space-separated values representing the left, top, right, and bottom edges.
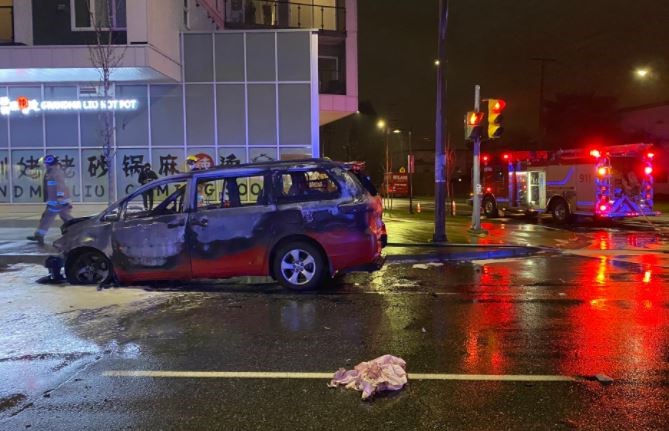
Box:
103, 370, 576, 382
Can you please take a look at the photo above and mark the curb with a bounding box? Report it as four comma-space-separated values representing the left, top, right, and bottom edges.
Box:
386, 246, 542, 263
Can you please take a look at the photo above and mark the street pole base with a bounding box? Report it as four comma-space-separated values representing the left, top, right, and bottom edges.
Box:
432, 234, 448, 244
467, 228, 489, 237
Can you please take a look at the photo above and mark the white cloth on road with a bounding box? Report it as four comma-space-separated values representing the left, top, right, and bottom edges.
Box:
328, 354, 407, 399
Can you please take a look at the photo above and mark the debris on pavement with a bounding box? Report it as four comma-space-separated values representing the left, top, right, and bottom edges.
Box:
595, 374, 614, 385
412, 262, 444, 269
328, 354, 408, 400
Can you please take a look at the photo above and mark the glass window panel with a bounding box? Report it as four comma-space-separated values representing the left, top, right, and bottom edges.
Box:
116, 148, 150, 198
0, 150, 9, 202
116, 85, 148, 147
277, 32, 310, 81
184, 149, 216, 171
95, 0, 110, 26
249, 147, 276, 163
247, 84, 276, 146
185, 84, 215, 147
150, 85, 184, 147
278, 84, 311, 146
51, 149, 81, 202
218, 148, 246, 167
215, 33, 244, 82
45, 86, 79, 148
152, 148, 184, 178
0, 87, 7, 148
246, 33, 276, 82
184, 34, 214, 83
115, 0, 127, 28
8, 87, 43, 148
216, 84, 246, 147
80, 111, 107, 148
81, 149, 109, 202
74, 0, 92, 28
279, 147, 312, 160
11, 149, 44, 203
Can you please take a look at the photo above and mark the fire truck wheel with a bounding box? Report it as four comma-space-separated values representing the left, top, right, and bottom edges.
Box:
482, 196, 499, 218
551, 199, 571, 224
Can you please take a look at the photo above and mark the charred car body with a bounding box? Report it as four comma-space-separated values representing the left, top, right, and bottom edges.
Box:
54, 159, 386, 291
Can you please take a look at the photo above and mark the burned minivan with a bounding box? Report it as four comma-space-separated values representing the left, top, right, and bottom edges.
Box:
54, 159, 386, 291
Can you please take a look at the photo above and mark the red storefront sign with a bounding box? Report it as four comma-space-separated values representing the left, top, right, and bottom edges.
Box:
391, 173, 409, 196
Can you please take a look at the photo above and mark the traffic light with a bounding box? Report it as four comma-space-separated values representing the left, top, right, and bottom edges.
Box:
464, 111, 485, 141
486, 98, 506, 139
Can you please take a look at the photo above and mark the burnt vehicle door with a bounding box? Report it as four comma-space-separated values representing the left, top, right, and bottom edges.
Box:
111, 178, 192, 283
189, 170, 276, 278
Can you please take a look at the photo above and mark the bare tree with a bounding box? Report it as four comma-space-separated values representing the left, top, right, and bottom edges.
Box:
88, 1, 126, 204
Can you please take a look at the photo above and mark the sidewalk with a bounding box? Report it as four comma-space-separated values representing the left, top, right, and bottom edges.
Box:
0, 201, 543, 267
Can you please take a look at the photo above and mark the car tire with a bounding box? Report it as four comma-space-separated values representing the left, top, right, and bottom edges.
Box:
482, 196, 499, 218
65, 250, 112, 285
273, 241, 326, 291
551, 199, 571, 224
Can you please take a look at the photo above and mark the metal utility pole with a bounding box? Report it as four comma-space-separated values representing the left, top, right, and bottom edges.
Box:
433, 0, 449, 242
468, 85, 486, 235
408, 129, 414, 214
531, 57, 556, 145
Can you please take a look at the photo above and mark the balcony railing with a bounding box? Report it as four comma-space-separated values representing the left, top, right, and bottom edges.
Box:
0, 5, 13, 44
225, 0, 345, 32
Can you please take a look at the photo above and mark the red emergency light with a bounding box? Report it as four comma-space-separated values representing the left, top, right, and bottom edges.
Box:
644, 166, 653, 176
599, 204, 608, 212
482, 155, 489, 162
503, 154, 510, 161
597, 167, 608, 176
646, 152, 654, 159
590, 149, 601, 158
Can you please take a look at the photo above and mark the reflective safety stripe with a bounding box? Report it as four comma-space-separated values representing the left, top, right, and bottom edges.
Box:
56, 192, 65, 196
47, 200, 59, 206
47, 180, 57, 186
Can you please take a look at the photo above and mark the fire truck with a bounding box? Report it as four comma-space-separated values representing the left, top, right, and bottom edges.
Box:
479, 143, 658, 223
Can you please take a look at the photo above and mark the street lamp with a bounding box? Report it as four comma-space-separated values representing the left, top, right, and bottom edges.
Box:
635, 68, 650, 79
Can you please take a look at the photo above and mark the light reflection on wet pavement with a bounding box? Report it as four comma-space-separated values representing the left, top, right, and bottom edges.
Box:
0, 219, 668, 429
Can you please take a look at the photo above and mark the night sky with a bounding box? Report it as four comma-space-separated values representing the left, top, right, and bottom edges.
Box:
357, 0, 669, 149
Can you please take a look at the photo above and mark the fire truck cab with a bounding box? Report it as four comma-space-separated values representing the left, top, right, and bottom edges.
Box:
480, 144, 658, 223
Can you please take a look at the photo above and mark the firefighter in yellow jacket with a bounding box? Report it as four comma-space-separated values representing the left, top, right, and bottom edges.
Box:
27, 155, 73, 245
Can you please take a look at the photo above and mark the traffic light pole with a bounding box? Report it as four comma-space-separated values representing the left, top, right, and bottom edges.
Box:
468, 85, 487, 236
433, 0, 449, 242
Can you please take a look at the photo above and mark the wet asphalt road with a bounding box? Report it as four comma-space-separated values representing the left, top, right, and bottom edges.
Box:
0, 220, 668, 430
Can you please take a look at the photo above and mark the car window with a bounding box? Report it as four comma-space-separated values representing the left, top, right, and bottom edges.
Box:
124, 179, 188, 220
195, 173, 268, 210
276, 169, 340, 203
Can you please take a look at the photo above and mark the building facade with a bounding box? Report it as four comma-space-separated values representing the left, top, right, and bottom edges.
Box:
0, 0, 357, 205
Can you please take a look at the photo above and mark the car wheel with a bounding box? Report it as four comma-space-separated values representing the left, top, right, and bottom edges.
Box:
482, 196, 499, 218
551, 200, 570, 224
66, 250, 112, 285
273, 241, 326, 291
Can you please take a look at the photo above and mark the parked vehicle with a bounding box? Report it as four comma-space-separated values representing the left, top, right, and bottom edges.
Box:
54, 159, 386, 291
478, 144, 658, 223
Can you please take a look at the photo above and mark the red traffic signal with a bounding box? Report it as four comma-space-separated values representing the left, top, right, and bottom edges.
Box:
467, 111, 485, 125
464, 111, 485, 140
491, 99, 506, 114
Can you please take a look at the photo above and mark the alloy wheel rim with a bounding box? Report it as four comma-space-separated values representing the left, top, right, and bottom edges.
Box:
280, 249, 316, 286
